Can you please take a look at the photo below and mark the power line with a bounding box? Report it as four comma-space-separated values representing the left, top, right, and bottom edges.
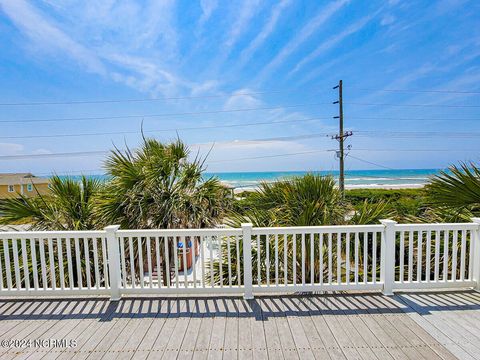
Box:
345, 102, 480, 108
0, 117, 328, 140
350, 116, 480, 122
346, 154, 394, 170
1, 86, 478, 106
0, 102, 333, 124
1, 147, 478, 161
207, 149, 335, 163
0, 89, 304, 106
350, 87, 480, 95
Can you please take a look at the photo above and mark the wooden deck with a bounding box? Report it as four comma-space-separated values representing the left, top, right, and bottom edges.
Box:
0, 291, 479, 359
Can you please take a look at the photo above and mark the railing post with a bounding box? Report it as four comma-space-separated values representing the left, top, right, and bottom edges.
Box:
380, 219, 397, 296
471, 218, 480, 291
105, 225, 121, 301
242, 223, 254, 300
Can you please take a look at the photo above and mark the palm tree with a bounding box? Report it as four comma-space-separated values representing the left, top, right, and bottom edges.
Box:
0, 175, 103, 289
95, 137, 230, 285
425, 162, 480, 213
96, 138, 229, 229
210, 174, 393, 286
0, 175, 102, 230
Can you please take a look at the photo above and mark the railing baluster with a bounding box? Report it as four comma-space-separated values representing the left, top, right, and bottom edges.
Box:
83, 238, 90, 289
208, 236, 213, 288
30, 236, 38, 290
48, 238, 56, 290
363, 232, 367, 284
328, 233, 332, 284
372, 232, 377, 284
426, 231, 432, 282
284, 234, 288, 285
354, 232, 359, 285
275, 234, 279, 286
417, 231, 423, 283
257, 234, 261, 285
182, 236, 188, 288
138, 237, 144, 288
337, 233, 341, 284
2, 239, 11, 290
129, 237, 136, 288
408, 231, 414, 283
399, 231, 405, 282
12, 238, 21, 289
227, 235, 232, 287
293, 233, 297, 285
310, 232, 314, 286
155, 237, 162, 288
57, 238, 65, 290
200, 236, 205, 288
235, 235, 241, 286
468, 230, 474, 281
193, 236, 197, 288
92, 237, 99, 289
319, 233, 324, 285
147, 236, 152, 289
266, 234, 270, 286
346, 232, 350, 284
459, 230, 466, 281
164, 237, 171, 288
21, 237, 30, 290
120, 237, 127, 288
174, 236, 179, 289
74, 237, 82, 289
66, 238, 73, 290
101, 236, 109, 288
301, 233, 305, 286
434, 230, 440, 282
444, 230, 449, 281
452, 231, 458, 281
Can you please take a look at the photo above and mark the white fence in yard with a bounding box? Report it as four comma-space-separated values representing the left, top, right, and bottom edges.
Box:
1, 219, 480, 299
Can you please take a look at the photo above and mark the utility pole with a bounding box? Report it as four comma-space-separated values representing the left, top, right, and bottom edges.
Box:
332, 80, 352, 198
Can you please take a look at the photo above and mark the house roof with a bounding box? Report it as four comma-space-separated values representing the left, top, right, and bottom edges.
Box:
0, 173, 50, 185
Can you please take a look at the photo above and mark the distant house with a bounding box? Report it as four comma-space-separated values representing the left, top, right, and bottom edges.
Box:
0, 173, 50, 199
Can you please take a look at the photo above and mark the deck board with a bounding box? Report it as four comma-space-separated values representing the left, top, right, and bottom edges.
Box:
0, 291, 478, 359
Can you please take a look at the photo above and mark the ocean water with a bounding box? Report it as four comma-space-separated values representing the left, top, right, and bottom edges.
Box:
68, 169, 440, 189
206, 169, 439, 189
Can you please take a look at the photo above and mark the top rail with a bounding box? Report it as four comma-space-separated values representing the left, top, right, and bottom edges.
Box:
394, 223, 478, 231
252, 224, 384, 234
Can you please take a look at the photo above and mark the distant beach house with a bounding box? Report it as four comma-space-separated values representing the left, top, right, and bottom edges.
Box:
0, 173, 50, 199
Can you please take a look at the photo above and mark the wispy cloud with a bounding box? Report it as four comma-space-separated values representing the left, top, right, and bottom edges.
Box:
224, 0, 261, 50
288, 12, 377, 76
238, 0, 293, 67
137, 0, 178, 57
0, 0, 106, 75
197, 0, 219, 36
256, 0, 349, 83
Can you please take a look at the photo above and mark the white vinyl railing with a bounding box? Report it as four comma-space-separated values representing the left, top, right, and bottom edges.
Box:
1, 219, 480, 299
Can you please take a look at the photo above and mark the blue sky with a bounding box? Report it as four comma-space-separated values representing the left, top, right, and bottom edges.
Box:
0, 0, 479, 174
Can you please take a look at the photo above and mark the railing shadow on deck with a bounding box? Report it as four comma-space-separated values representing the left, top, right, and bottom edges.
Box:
0, 290, 479, 322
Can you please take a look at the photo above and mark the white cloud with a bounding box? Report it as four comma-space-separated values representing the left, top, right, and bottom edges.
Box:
223, 89, 263, 110
381, 15, 396, 26
238, 0, 293, 67
289, 12, 376, 76
224, 0, 261, 49
197, 0, 219, 35
0, 0, 106, 75
256, 0, 349, 83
